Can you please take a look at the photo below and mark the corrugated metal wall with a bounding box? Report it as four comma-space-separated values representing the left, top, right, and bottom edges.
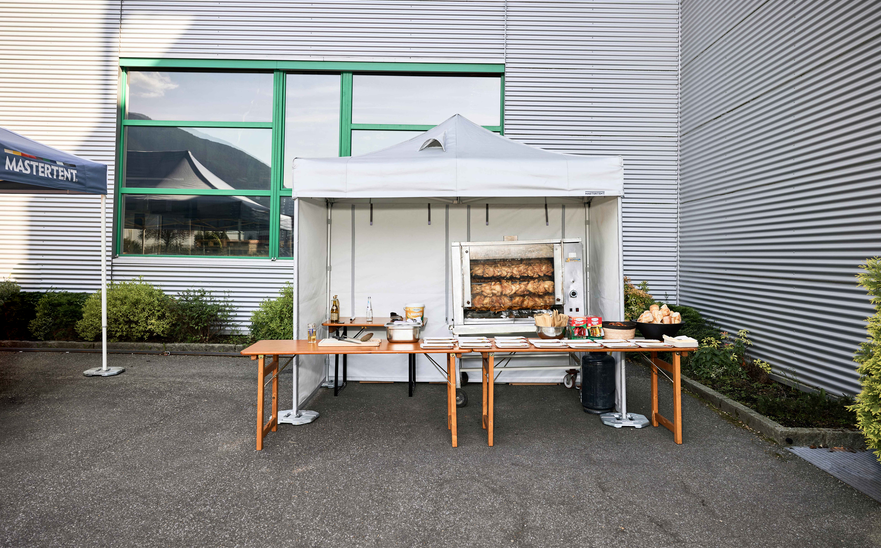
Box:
0, 1, 121, 292
680, 0, 881, 395
504, 1, 680, 297
2, 0, 680, 329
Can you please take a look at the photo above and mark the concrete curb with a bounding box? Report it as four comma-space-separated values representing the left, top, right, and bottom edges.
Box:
631, 355, 866, 450
0, 340, 244, 354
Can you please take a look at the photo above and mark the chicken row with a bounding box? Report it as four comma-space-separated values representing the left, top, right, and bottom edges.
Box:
470, 294, 556, 311
470, 259, 554, 279
471, 280, 555, 297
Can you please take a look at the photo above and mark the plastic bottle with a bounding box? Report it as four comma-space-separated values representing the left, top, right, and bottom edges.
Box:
366, 296, 373, 322
330, 295, 340, 322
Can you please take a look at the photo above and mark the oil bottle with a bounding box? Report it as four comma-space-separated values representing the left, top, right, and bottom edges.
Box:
330, 295, 340, 322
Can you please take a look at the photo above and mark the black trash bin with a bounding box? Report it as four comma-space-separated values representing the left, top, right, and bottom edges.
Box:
580, 352, 616, 413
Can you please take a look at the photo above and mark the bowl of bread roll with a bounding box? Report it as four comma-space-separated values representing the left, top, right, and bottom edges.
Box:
636, 303, 683, 340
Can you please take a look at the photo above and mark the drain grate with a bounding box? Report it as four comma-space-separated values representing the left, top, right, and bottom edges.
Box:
789, 447, 881, 503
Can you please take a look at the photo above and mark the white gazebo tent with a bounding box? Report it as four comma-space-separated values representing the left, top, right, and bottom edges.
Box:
284, 115, 644, 428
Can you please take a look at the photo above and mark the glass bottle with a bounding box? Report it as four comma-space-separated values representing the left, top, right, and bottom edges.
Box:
366, 296, 373, 322
330, 295, 340, 322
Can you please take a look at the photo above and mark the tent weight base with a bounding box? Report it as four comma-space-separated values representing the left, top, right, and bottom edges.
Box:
600, 412, 649, 429
278, 409, 319, 426
83, 367, 125, 377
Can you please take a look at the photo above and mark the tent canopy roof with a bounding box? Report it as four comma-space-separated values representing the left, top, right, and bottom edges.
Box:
0, 127, 107, 195
290, 114, 623, 199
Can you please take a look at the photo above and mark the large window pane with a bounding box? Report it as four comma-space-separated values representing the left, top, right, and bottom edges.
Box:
125, 126, 271, 191
122, 195, 270, 256
127, 71, 273, 122
352, 75, 501, 126
351, 130, 424, 156
284, 73, 341, 188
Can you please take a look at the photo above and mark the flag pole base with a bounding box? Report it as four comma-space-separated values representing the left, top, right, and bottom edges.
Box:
600, 412, 649, 429
83, 367, 125, 377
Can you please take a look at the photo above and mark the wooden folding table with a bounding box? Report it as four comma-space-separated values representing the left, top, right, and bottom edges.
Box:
476, 344, 695, 446
241, 340, 467, 450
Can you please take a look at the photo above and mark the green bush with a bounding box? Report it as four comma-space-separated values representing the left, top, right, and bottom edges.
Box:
0, 278, 21, 307
687, 330, 753, 384
29, 291, 88, 340
624, 276, 655, 321
173, 288, 237, 343
250, 283, 293, 340
76, 277, 175, 342
0, 290, 43, 340
851, 257, 881, 462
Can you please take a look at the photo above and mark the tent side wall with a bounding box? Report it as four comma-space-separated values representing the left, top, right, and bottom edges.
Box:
296, 199, 330, 403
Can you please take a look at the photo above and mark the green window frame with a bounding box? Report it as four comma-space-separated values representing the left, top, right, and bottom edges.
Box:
117, 59, 505, 259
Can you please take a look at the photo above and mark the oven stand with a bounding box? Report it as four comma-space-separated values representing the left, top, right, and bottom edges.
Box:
600, 353, 649, 428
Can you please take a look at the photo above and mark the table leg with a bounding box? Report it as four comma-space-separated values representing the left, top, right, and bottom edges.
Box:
673, 351, 682, 444
271, 355, 278, 432
487, 352, 494, 447
651, 351, 659, 427
448, 353, 458, 448
257, 355, 265, 451
343, 354, 348, 388
409, 354, 415, 397
482, 354, 488, 429
334, 354, 340, 396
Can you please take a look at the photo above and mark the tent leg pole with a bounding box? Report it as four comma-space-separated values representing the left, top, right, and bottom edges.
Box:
601, 352, 647, 428
279, 198, 318, 426
84, 194, 124, 377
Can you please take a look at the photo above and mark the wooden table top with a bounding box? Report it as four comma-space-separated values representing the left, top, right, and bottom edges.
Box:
241, 339, 466, 356
467, 342, 697, 354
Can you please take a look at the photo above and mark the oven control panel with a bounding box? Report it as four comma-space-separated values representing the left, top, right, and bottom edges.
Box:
561, 241, 586, 315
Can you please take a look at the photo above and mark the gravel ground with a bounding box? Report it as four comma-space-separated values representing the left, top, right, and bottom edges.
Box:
0, 351, 878, 547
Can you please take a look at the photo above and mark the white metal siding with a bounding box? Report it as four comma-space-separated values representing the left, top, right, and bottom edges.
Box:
0, 1, 120, 293
504, 0, 681, 297
680, 0, 881, 395
2, 0, 680, 331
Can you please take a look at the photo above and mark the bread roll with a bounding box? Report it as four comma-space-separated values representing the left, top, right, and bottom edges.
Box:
671, 312, 681, 324
651, 309, 664, 323
637, 311, 653, 323
649, 304, 660, 313
660, 304, 671, 317
662, 316, 672, 324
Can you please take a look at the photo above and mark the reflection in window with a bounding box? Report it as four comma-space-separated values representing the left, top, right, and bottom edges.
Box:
122, 195, 271, 256
279, 197, 295, 258
284, 73, 341, 188
351, 130, 424, 156
124, 127, 271, 191
127, 71, 273, 122
352, 75, 501, 126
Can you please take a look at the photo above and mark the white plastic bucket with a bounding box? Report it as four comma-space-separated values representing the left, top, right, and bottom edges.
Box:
404, 303, 425, 320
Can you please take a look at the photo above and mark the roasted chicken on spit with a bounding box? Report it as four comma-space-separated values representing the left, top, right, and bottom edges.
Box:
471, 280, 555, 297
470, 259, 554, 279
470, 294, 555, 311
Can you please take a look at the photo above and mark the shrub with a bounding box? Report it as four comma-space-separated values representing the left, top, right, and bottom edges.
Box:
29, 291, 88, 340
0, 278, 21, 307
173, 288, 237, 343
624, 276, 655, 321
851, 257, 881, 462
250, 283, 293, 340
687, 330, 753, 384
0, 290, 43, 340
76, 277, 175, 342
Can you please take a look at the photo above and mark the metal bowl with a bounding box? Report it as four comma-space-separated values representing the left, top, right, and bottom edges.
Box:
536, 326, 566, 339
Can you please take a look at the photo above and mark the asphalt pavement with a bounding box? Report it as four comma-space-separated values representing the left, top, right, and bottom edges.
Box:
0, 351, 878, 547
